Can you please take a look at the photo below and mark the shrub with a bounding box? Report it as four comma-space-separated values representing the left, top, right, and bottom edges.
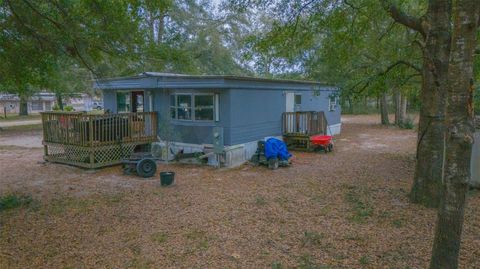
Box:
52, 104, 61, 111
64, 105, 74, 112
400, 116, 415, 129
0, 194, 33, 212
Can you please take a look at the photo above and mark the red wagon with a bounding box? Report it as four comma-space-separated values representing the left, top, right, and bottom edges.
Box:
310, 135, 334, 153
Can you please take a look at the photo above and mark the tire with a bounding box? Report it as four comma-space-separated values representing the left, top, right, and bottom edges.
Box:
136, 158, 157, 178
328, 144, 333, 152
250, 154, 260, 165
268, 158, 279, 170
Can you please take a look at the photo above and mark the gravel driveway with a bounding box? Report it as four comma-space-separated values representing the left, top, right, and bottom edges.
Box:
0, 119, 41, 127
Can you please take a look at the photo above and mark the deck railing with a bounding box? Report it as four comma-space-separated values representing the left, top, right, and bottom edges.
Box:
41, 111, 157, 147
41, 111, 158, 168
282, 111, 327, 136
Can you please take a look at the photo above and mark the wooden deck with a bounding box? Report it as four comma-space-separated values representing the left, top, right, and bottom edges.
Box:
41, 111, 157, 168
282, 111, 328, 151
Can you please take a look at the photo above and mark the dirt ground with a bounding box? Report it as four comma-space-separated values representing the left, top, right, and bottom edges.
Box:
1, 115, 479, 268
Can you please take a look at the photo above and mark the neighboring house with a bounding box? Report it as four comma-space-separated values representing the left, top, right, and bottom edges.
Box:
0, 92, 56, 114
66, 93, 102, 111
94, 72, 341, 167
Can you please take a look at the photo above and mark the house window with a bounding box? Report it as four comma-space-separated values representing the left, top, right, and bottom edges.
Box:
329, 96, 337, 111
117, 92, 131, 113
194, 95, 214, 121
45, 102, 52, 111
31, 101, 43, 111
117, 91, 144, 113
170, 94, 192, 120
294, 94, 302, 105
170, 93, 216, 121
131, 91, 144, 112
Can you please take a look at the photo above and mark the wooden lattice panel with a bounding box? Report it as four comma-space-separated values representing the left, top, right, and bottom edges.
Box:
44, 142, 146, 169
93, 144, 137, 165
44, 143, 91, 167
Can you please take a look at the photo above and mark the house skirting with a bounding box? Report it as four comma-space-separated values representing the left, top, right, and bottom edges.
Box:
167, 136, 281, 168
327, 123, 341, 135
169, 123, 340, 168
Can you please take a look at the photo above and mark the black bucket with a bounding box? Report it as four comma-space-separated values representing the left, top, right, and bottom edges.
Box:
160, 172, 175, 186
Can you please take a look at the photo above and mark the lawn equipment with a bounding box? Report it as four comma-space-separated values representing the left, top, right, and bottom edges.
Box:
250, 139, 291, 169
122, 152, 157, 178
310, 135, 333, 153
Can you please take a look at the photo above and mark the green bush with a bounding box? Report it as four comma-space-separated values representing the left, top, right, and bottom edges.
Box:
52, 104, 61, 111
400, 116, 415, 129
64, 105, 74, 112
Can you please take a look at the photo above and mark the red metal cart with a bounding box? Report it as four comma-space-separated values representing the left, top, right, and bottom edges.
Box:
310, 135, 334, 153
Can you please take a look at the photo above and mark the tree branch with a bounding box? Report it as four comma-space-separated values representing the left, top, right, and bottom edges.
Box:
21, 0, 65, 31
380, 0, 426, 37
347, 60, 421, 94
384, 60, 422, 74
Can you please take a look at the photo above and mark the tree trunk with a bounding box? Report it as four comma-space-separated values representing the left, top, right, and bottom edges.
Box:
401, 94, 407, 122
394, 88, 404, 125
430, 2, 479, 268
56, 93, 64, 110
348, 96, 354, 114
410, 0, 452, 208
158, 13, 165, 43
380, 92, 389, 125
19, 94, 28, 116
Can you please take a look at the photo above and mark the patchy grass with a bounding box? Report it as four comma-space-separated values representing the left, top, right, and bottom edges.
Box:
392, 219, 405, 228
185, 229, 210, 251
127, 257, 154, 269
44, 197, 97, 215
40, 193, 124, 216
255, 195, 267, 206
344, 185, 374, 223
343, 233, 364, 242
151, 232, 168, 244
271, 261, 284, 269
359, 255, 370, 266
301, 231, 324, 247
0, 194, 33, 212
298, 254, 331, 269
467, 189, 480, 197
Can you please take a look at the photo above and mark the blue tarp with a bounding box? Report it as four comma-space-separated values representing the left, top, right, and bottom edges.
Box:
264, 138, 292, 161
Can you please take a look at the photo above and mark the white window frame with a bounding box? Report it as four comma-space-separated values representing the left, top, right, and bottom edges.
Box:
294, 93, 302, 111
294, 94, 302, 105
214, 94, 219, 122
116, 90, 145, 113
170, 93, 217, 122
329, 96, 337, 111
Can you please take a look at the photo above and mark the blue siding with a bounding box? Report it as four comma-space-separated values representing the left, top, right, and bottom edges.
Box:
100, 75, 341, 147
291, 88, 341, 126
103, 90, 117, 113
227, 89, 284, 145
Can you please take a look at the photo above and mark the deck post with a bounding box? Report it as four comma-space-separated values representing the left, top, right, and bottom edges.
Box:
89, 116, 94, 167
41, 113, 48, 157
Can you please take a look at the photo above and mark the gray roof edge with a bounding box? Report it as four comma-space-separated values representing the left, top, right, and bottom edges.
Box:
94, 72, 337, 88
